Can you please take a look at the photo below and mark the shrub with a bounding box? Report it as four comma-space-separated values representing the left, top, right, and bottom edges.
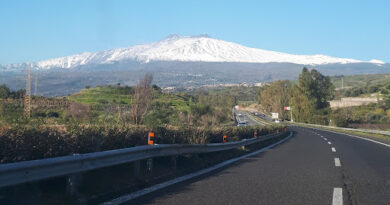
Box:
0, 124, 285, 163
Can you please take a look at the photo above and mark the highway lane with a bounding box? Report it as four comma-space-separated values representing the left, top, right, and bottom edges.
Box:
301, 126, 390, 204
129, 126, 390, 205
131, 126, 355, 205
234, 110, 265, 126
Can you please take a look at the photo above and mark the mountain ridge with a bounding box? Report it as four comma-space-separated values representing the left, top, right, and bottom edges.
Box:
1, 35, 386, 70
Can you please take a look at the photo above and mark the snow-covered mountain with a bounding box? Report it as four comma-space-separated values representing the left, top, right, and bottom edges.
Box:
1, 34, 385, 70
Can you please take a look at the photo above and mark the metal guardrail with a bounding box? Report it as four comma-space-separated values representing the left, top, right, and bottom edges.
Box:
290, 122, 390, 136
0, 131, 289, 188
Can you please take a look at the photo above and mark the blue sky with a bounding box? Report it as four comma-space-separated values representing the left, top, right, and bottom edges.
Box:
0, 0, 389, 64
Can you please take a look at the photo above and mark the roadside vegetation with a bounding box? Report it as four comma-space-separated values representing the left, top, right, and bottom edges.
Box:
256, 68, 390, 130
258, 68, 334, 124
331, 74, 390, 98
0, 75, 284, 163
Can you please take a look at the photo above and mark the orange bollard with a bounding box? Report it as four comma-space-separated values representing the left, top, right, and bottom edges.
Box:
148, 132, 154, 145
254, 131, 257, 138
223, 135, 227, 143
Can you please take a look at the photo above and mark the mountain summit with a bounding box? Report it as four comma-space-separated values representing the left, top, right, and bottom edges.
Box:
2, 35, 386, 70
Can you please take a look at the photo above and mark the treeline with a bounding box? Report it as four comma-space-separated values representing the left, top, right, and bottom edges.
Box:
331, 99, 390, 127
0, 84, 25, 99
342, 83, 390, 97
258, 68, 334, 124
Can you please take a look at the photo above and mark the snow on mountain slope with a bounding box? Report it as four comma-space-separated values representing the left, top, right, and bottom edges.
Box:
4, 34, 386, 70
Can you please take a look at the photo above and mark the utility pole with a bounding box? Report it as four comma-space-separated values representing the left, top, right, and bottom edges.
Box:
24, 64, 31, 118
34, 71, 38, 96
341, 77, 344, 89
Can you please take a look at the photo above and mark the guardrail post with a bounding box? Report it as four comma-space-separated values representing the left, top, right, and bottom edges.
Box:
171, 156, 177, 171
146, 158, 153, 179
66, 173, 82, 197
133, 160, 141, 178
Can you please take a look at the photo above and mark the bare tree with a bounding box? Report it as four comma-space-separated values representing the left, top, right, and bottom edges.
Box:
131, 74, 153, 124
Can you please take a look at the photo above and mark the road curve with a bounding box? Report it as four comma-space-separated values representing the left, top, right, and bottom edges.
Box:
128, 126, 390, 204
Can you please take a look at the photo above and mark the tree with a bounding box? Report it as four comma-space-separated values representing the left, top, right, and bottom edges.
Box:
130, 74, 154, 124
0, 84, 10, 99
258, 80, 292, 119
291, 68, 335, 124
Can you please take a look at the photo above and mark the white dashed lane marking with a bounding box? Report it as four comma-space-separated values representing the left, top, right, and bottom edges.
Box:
332, 147, 336, 152
332, 188, 343, 205
334, 158, 341, 167
328, 141, 332, 145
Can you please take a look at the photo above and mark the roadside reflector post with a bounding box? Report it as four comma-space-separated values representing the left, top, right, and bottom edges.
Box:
146, 132, 154, 177
254, 131, 257, 138
277, 129, 280, 134
171, 155, 177, 171
148, 131, 154, 145
223, 135, 227, 143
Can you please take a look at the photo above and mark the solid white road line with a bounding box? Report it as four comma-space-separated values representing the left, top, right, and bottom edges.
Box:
311, 128, 390, 148
332, 188, 343, 205
331, 147, 336, 152
328, 141, 332, 145
334, 158, 341, 167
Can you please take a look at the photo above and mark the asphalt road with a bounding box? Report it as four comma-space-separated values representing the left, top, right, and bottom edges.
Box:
130, 126, 390, 205
234, 110, 263, 126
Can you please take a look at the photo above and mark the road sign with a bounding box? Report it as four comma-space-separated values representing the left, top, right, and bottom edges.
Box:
284, 106, 291, 111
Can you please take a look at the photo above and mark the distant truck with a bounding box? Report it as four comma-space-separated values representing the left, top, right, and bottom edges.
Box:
270, 112, 279, 120
236, 113, 248, 126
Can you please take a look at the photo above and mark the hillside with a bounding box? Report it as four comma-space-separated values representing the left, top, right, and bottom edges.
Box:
331, 74, 390, 98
